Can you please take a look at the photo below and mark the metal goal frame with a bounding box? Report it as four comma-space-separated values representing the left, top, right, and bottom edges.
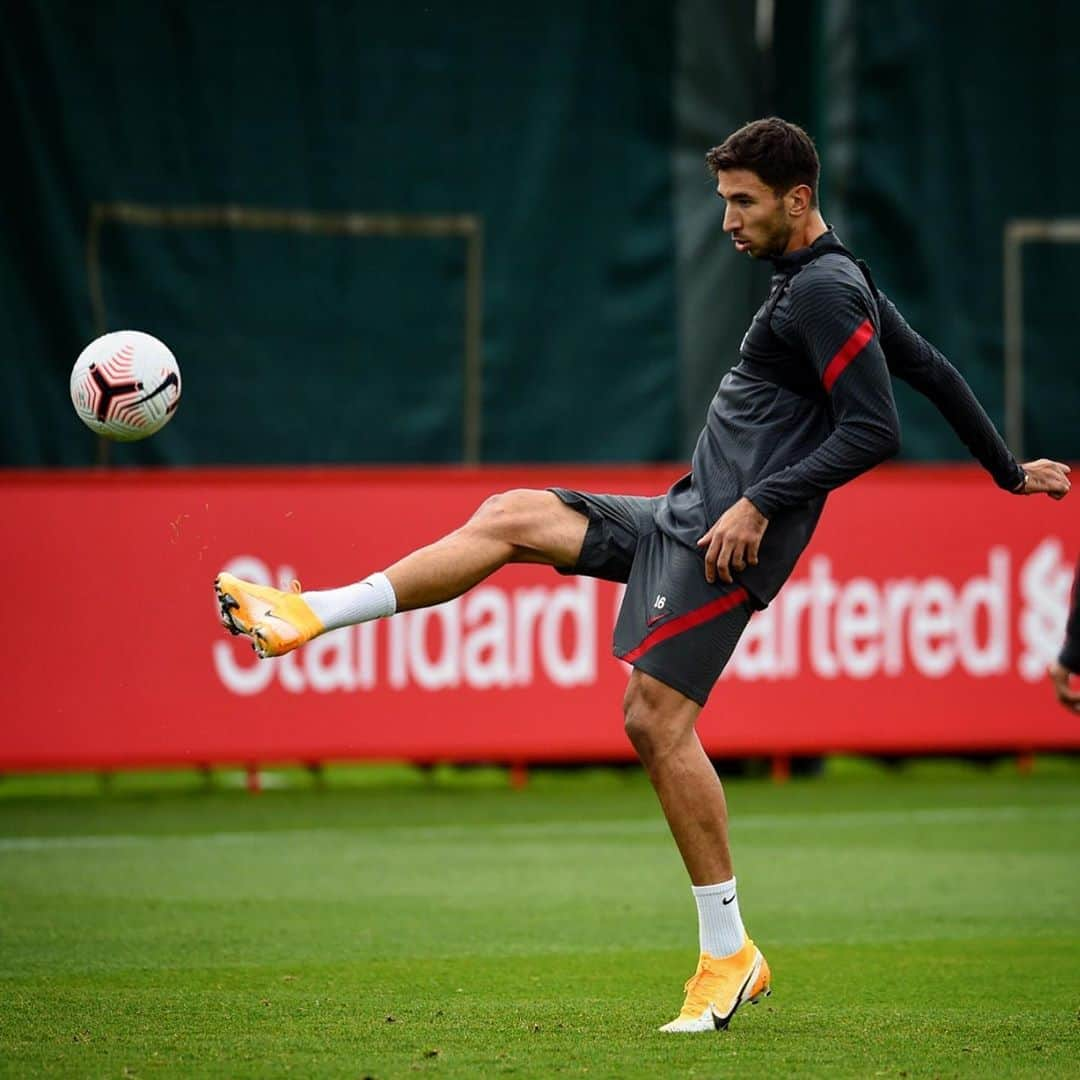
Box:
1003, 218, 1080, 459
87, 203, 485, 463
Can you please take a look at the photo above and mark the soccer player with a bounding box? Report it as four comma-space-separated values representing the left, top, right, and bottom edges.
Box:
214, 118, 1071, 1032
1048, 557, 1080, 713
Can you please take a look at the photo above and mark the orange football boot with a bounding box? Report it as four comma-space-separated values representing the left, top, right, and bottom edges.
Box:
214, 572, 325, 658
659, 938, 771, 1032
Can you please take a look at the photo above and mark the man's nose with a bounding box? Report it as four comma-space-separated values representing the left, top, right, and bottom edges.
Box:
722, 205, 739, 232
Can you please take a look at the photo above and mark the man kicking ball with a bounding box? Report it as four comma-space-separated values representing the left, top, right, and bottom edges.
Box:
215, 117, 1070, 1032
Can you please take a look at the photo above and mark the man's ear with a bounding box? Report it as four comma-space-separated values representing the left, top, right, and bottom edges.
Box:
785, 183, 813, 218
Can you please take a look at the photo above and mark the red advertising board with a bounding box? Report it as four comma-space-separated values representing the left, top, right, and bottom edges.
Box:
3, 465, 1078, 770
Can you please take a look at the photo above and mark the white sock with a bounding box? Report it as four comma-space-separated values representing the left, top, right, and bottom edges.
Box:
301, 572, 397, 631
692, 877, 746, 958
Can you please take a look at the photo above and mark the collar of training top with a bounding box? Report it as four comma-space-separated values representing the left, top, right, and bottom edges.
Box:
769, 227, 848, 272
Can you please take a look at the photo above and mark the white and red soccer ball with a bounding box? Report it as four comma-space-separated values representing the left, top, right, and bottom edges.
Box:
70, 330, 182, 441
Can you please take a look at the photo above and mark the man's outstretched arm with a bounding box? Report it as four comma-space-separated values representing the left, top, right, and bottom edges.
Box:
877, 292, 1070, 499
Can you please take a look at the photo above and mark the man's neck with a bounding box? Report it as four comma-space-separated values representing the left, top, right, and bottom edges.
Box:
783, 211, 829, 254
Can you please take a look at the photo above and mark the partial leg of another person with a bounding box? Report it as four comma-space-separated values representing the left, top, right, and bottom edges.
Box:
214, 489, 588, 656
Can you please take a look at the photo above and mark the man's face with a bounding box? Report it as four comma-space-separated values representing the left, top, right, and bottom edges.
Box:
715, 169, 791, 259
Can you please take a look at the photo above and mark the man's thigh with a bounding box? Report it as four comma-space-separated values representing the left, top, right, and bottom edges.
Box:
495, 489, 595, 567
547, 488, 656, 583
614, 530, 752, 706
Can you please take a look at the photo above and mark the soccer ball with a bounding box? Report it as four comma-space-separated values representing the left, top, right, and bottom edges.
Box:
70, 330, 182, 441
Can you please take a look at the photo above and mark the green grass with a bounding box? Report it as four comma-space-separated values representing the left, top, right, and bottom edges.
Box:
2, 760, 1079, 1077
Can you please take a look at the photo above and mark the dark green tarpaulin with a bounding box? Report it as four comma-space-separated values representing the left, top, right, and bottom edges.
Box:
777, 0, 1080, 461
1, 2, 683, 465
4, 1, 1075, 468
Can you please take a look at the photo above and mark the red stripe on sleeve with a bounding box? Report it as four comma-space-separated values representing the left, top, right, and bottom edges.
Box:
621, 587, 749, 665
822, 318, 874, 392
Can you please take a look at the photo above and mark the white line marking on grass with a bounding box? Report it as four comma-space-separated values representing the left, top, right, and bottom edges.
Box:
0, 804, 1077, 852
734, 804, 1080, 830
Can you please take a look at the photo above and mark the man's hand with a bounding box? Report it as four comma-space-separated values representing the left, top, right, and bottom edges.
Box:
697, 497, 768, 584
1016, 459, 1071, 499
1048, 661, 1080, 713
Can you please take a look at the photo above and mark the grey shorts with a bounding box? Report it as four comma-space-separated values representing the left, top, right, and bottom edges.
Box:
550, 488, 752, 705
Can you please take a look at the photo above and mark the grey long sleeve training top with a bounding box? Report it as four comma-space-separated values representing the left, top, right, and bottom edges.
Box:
654, 229, 1023, 607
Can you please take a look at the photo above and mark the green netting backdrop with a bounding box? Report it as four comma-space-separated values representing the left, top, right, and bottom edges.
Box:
0, 2, 679, 465
775, 0, 1079, 461
2, 1, 1076, 467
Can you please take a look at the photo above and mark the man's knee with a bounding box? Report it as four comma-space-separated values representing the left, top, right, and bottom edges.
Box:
623, 672, 697, 766
468, 490, 588, 566
467, 489, 547, 545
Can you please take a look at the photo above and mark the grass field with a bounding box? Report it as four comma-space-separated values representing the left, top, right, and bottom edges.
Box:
2, 758, 1078, 1078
